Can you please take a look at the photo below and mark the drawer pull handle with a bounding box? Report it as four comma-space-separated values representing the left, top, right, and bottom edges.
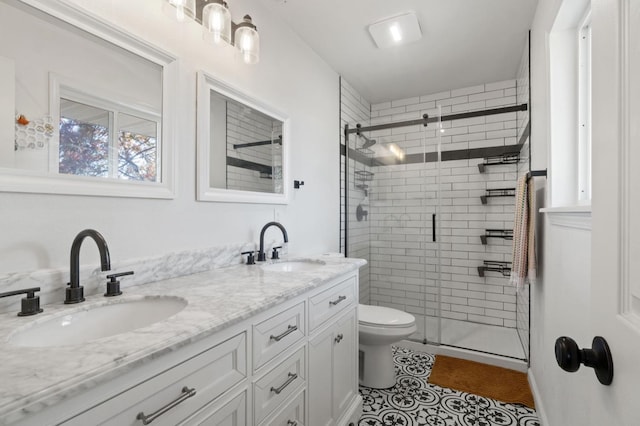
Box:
287, 421, 298, 426
329, 295, 347, 306
270, 324, 298, 342
270, 372, 298, 395
335, 333, 344, 343
136, 386, 196, 425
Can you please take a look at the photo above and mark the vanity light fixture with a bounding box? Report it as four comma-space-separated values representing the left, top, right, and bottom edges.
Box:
203, 0, 232, 45
368, 12, 422, 49
235, 15, 259, 64
164, 0, 260, 64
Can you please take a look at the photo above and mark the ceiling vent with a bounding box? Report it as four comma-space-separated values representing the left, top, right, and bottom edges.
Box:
368, 12, 422, 49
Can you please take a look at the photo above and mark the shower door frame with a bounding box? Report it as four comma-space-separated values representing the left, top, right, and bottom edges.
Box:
343, 103, 530, 359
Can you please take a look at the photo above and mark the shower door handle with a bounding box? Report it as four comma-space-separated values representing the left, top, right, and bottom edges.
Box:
432, 214, 436, 242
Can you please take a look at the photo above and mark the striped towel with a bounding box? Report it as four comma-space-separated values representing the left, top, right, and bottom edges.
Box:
510, 175, 536, 290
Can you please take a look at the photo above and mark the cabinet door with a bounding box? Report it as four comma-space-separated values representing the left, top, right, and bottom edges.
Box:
332, 309, 357, 420
308, 325, 335, 426
308, 307, 358, 426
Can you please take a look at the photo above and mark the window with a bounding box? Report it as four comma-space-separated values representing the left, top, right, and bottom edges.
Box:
55, 84, 161, 182
578, 11, 592, 201
548, 0, 592, 208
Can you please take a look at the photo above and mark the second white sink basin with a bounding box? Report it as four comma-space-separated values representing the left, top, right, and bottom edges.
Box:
261, 260, 326, 272
8, 296, 187, 348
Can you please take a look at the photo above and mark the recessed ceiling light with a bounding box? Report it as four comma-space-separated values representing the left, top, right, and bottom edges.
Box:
368, 12, 422, 49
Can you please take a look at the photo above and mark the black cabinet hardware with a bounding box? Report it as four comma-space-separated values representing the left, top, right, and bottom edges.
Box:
270, 372, 297, 394
136, 386, 196, 424
270, 325, 298, 342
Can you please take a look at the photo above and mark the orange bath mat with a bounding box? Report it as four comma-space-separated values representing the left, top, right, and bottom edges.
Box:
428, 355, 535, 408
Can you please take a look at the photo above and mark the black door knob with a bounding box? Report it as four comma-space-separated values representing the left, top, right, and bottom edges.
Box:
554, 336, 613, 385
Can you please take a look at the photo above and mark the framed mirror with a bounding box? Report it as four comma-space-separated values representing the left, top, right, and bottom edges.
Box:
0, 0, 177, 198
197, 71, 289, 204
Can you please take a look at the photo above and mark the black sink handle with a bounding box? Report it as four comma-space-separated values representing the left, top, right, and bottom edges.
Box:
104, 271, 134, 297
0, 287, 43, 316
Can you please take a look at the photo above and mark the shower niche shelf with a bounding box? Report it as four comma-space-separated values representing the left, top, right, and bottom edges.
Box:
480, 188, 516, 204
477, 261, 512, 277
480, 229, 513, 245
478, 152, 520, 173
353, 141, 375, 193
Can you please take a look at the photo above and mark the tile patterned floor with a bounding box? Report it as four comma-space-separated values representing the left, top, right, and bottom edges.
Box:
358, 347, 540, 426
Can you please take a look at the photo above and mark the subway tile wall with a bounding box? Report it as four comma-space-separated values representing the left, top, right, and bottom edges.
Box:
367, 80, 520, 338
516, 36, 531, 361
340, 73, 531, 346
226, 102, 283, 193
340, 78, 372, 304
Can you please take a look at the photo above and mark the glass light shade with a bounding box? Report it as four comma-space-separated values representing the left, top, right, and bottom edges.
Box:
235, 16, 259, 64
202, 1, 232, 45
165, 0, 196, 22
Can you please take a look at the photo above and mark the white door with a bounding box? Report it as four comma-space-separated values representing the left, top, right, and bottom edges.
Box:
590, 0, 640, 424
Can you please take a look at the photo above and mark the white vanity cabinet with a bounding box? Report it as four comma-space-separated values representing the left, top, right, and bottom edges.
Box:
308, 277, 360, 426
10, 268, 361, 426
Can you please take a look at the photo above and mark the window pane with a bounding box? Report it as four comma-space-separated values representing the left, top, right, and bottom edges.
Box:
118, 113, 158, 181
58, 98, 110, 177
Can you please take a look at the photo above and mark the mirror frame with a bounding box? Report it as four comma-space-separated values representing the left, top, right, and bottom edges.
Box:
196, 71, 290, 204
0, 0, 177, 199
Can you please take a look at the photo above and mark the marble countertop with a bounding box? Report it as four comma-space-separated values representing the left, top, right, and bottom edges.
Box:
0, 256, 365, 425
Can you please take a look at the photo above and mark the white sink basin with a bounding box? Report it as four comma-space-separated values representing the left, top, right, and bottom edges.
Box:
261, 260, 326, 272
8, 296, 187, 348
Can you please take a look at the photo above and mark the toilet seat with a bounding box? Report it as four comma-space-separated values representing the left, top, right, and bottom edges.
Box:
358, 304, 415, 328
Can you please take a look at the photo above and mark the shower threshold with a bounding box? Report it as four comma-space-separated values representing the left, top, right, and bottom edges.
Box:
399, 318, 528, 372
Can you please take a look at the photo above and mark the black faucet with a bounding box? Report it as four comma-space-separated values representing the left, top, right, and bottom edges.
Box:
257, 221, 289, 261
65, 229, 111, 304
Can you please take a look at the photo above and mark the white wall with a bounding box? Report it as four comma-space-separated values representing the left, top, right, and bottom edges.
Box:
529, 0, 593, 424
0, 0, 340, 276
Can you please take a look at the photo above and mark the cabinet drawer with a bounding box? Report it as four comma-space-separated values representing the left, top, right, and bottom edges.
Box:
180, 389, 246, 426
259, 388, 305, 426
253, 302, 305, 370
253, 346, 305, 424
308, 276, 356, 331
63, 332, 247, 426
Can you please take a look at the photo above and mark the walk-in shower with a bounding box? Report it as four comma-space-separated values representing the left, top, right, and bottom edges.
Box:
340, 69, 532, 363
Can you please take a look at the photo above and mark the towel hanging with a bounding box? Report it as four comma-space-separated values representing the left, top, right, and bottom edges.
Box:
510, 175, 537, 290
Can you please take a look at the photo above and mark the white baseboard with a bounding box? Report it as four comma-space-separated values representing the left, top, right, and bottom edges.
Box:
527, 369, 548, 426
338, 394, 362, 426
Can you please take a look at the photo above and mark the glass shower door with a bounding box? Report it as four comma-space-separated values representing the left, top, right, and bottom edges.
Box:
420, 107, 442, 346
343, 108, 442, 346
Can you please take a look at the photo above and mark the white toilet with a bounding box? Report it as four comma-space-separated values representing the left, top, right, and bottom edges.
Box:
358, 304, 417, 389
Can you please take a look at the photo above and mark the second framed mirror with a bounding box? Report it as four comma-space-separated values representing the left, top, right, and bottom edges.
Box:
196, 71, 289, 204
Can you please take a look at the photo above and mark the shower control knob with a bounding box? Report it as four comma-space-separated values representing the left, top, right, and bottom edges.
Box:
554, 336, 613, 385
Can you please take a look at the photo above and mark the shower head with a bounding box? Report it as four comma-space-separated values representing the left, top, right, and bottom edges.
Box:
360, 135, 376, 149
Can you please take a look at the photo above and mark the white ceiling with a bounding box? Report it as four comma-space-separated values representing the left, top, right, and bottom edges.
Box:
262, 0, 539, 104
